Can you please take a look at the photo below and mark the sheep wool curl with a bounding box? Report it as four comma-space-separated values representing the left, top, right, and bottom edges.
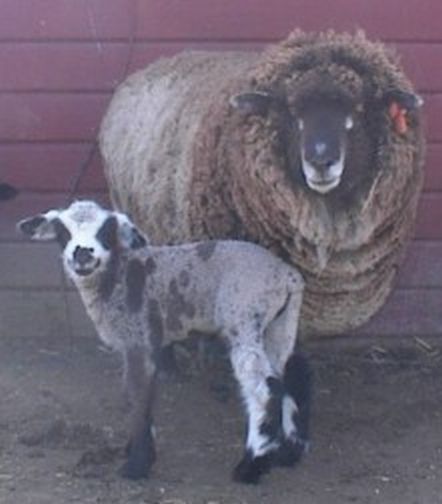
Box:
100, 30, 425, 337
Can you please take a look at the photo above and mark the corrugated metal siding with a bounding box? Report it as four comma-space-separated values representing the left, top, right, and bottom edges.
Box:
1, 0, 441, 338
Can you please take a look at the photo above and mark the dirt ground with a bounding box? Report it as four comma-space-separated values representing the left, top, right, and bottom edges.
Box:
1, 334, 442, 504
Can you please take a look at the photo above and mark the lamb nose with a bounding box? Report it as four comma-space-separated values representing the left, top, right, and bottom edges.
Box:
73, 246, 94, 266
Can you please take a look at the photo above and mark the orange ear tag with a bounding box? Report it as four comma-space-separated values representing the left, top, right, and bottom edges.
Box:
388, 101, 408, 135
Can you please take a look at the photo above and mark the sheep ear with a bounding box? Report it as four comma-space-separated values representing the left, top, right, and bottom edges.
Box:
383, 90, 424, 111
17, 210, 60, 241
229, 91, 274, 116
114, 212, 148, 250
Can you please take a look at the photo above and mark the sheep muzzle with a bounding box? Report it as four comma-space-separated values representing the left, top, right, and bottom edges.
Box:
297, 100, 353, 194
70, 246, 101, 276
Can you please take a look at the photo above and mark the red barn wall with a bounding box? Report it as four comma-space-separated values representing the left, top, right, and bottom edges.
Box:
1, 0, 441, 340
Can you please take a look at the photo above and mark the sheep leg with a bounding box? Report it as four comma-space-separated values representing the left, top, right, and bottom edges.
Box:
264, 293, 311, 467
228, 337, 283, 484
270, 352, 312, 467
120, 345, 157, 480
282, 353, 312, 443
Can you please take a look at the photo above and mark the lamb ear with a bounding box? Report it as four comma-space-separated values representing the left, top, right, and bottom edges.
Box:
114, 212, 148, 250
17, 210, 60, 241
229, 91, 275, 116
383, 89, 424, 111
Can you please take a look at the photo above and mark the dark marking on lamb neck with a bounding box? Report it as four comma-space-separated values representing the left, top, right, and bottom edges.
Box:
147, 298, 164, 359
196, 241, 217, 261
145, 256, 157, 275
126, 259, 146, 312
166, 279, 196, 331
98, 253, 119, 301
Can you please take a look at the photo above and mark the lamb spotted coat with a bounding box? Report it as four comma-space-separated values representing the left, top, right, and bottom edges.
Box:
18, 200, 310, 484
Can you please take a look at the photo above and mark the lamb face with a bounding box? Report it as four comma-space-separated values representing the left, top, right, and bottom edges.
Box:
17, 200, 146, 283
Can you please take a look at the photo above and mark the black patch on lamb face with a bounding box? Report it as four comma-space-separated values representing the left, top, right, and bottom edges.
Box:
196, 241, 217, 261
147, 299, 163, 359
98, 254, 119, 301
96, 216, 118, 251
145, 257, 157, 275
126, 259, 146, 313
165, 279, 196, 331
52, 218, 72, 250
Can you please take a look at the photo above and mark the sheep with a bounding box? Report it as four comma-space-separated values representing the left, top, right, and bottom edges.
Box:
99, 30, 425, 337
18, 200, 310, 484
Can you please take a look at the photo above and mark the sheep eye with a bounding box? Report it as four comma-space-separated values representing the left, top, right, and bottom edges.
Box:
345, 116, 354, 130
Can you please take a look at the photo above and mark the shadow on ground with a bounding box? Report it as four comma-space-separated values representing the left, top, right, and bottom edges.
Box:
1, 335, 441, 504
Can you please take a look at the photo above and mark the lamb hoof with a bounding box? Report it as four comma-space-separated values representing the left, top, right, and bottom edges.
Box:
119, 444, 156, 480
273, 438, 308, 467
232, 450, 271, 484
119, 459, 151, 480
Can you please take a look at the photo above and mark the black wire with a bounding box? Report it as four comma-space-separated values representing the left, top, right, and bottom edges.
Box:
62, 0, 139, 348
67, 0, 138, 203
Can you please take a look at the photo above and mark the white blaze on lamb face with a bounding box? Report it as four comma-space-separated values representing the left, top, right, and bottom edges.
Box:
18, 200, 310, 485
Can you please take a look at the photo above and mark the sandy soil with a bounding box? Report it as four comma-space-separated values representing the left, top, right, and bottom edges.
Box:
1, 335, 442, 504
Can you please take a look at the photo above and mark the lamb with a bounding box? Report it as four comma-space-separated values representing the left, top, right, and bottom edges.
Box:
18, 200, 310, 484
100, 30, 425, 337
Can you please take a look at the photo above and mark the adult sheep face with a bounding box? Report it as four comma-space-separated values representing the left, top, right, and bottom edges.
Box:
100, 30, 425, 336
230, 88, 422, 198
297, 99, 354, 194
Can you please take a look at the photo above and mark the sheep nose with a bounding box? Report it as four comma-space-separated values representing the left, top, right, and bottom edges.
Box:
304, 140, 340, 170
312, 143, 339, 168
316, 157, 340, 171
73, 246, 94, 266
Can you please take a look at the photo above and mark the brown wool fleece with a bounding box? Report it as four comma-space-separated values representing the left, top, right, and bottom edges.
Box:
100, 30, 425, 337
